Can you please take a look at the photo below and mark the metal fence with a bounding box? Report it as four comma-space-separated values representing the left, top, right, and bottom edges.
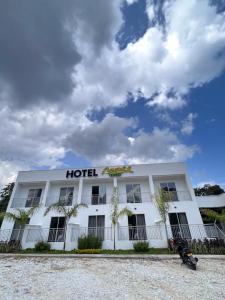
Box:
167, 223, 225, 240
118, 225, 162, 241
71, 226, 113, 241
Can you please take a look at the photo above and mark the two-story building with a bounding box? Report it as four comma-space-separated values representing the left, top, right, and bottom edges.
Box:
1, 162, 225, 250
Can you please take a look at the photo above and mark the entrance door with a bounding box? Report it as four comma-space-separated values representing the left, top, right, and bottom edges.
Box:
88, 215, 105, 240
169, 213, 191, 239
48, 217, 65, 242
10, 218, 30, 242
128, 214, 147, 240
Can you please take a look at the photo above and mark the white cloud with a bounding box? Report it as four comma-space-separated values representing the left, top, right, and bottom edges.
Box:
70, 0, 225, 111
181, 113, 197, 135
66, 113, 198, 165
0, 0, 224, 186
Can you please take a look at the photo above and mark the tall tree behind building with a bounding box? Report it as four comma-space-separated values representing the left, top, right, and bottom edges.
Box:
194, 184, 224, 196
0, 182, 14, 226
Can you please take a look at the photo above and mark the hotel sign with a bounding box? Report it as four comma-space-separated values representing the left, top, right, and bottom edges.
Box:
102, 166, 133, 177
66, 169, 98, 178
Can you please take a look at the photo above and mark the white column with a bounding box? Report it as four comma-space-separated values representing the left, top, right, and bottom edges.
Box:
41, 181, 50, 207
77, 178, 83, 204
113, 177, 117, 188
148, 174, 155, 199
7, 182, 19, 209
185, 174, 196, 202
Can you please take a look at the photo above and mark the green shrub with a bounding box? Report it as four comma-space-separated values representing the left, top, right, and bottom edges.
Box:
0, 240, 21, 253
34, 241, 51, 252
78, 235, 102, 249
133, 241, 149, 252
74, 249, 101, 254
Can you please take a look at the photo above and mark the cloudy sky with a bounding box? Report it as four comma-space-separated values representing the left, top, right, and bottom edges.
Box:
0, 0, 225, 188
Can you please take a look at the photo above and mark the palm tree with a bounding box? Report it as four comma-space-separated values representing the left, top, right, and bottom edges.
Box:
111, 187, 133, 250
202, 209, 225, 223
44, 201, 87, 250
0, 206, 39, 241
154, 189, 170, 246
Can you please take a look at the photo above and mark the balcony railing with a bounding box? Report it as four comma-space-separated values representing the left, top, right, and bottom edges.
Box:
45, 196, 78, 207
71, 227, 112, 241
159, 190, 192, 202
11, 197, 42, 208
167, 223, 225, 240
81, 194, 107, 205
118, 225, 162, 240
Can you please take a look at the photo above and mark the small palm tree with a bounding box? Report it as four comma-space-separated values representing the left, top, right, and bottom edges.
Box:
44, 201, 87, 250
0, 206, 39, 241
111, 187, 133, 250
154, 189, 170, 246
202, 209, 225, 223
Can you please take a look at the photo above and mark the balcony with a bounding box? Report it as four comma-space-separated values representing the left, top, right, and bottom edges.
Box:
158, 190, 192, 202
11, 197, 41, 208
118, 225, 162, 240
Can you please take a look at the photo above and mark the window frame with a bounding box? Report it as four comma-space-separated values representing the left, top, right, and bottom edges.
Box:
25, 188, 42, 207
126, 183, 142, 203
48, 217, 66, 242
58, 186, 74, 206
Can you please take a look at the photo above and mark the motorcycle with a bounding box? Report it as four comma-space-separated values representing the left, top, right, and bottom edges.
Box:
172, 238, 198, 270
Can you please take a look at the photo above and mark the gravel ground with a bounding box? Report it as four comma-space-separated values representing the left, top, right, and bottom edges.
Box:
0, 257, 225, 300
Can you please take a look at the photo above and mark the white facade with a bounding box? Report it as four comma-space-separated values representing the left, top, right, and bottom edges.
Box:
1, 162, 225, 250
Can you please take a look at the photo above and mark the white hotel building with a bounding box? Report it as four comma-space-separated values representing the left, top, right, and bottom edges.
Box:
1, 162, 225, 250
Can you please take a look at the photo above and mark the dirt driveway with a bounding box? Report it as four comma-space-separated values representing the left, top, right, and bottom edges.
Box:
0, 257, 224, 300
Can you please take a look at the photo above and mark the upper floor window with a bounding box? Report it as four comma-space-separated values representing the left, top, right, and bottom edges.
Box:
160, 182, 178, 201
126, 184, 142, 203
59, 187, 74, 206
91, 185, 106, 205
25, 189, 42, 207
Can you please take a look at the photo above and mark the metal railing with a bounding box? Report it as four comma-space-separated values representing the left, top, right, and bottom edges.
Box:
118, 225, 162, 240
11, 197, 42, 208
45, 196, 78, 207
26, 228, 65, 242
159, 191, 192, 202
167, 223, 225, 240
71, 226, 112, 241
81, 195, 107, 205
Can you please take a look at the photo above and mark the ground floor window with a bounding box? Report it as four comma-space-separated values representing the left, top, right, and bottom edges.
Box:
88, 215, 105, 240
10, 219, 30, 241
128, 214, 147, 240
169, 212, 191, 239
48, 217, 65, 242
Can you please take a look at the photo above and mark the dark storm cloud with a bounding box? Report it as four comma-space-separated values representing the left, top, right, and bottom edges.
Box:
0, 0, 121, 106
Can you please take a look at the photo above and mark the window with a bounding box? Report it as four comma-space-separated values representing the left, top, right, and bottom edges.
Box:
91, 186, 106, 205
126, 184, 142, 203
160, 182, 178, 201
169, 213, 191, 239
128, 214, 147, 240
48, 217, 65, 242
10, 219, 30, 241
59, 187, 74, 206
88, 215, 105, 240
25, 189, 42, 207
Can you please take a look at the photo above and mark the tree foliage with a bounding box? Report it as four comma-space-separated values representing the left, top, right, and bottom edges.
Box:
194, 184, 224, 196
0, 206, 39, 226
0, 182, 15, 212
110, 187, 133, 250
202, 208, 225, 223
44, 201, 87, 250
